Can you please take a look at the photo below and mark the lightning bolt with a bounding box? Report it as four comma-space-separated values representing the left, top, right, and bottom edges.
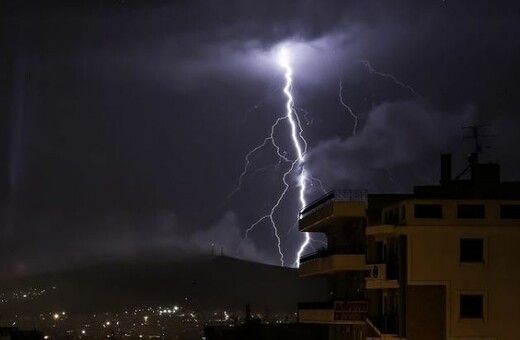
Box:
338, 79, 358, 136
279, 48, 314, 268
359, 60, 422, 188
236, 57, 418, 266
226, 133, 289, 201
244, 158, 299, 267
361, 60, 420, 97
233, 47, 319, 267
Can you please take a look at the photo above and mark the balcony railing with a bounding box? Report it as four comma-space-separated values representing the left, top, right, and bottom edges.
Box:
299, 189, 368, 220
299, 248, 330, 264
299, 301, 369, 324
300, 248, 366, 264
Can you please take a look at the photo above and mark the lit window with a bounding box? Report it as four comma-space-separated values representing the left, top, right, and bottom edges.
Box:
460, 294, 484, 319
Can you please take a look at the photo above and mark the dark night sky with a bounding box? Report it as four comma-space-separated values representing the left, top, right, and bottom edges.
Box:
1, 0, 519, 276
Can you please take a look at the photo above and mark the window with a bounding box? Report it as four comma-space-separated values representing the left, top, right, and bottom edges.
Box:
460, 294, 484, 319
414, 204, 442, 218
459, 238, 484, 263
500, 205, 520, 219
457, 204, 485, 219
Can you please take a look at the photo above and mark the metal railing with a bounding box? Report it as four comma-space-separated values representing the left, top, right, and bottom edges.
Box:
299, 189, 368, 220
299, 248, 330, 264
299, 248, 366, 264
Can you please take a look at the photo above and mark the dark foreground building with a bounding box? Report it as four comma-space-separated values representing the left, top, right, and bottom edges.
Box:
0, 327, 43, 340
204, 322, 328, 340
204, 304, 328, 340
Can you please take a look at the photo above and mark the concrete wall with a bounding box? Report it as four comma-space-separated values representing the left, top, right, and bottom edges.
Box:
406, 285, 446, 340
402, 224, 520, 339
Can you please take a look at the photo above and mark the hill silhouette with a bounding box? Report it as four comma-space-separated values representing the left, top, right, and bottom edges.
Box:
0, 256, 326, 315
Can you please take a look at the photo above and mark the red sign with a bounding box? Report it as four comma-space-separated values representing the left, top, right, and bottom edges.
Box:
334, 301, 368, 314
334, 312, 365, 321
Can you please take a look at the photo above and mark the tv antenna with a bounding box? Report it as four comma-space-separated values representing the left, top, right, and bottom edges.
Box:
455, 124, 495, 179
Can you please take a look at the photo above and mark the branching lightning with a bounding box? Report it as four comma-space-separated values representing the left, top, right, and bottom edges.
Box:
231, 51, 421, 267
360, 60, 420, 191
338, 79, 359, 136
226, 131, 290, 200
244, 158, 299, 266
280, 48, 312, 267
361, 60, 420, 97
231, 47, 321, 267
231, 54, 423, 267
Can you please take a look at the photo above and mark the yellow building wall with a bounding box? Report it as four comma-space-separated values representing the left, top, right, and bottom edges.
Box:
401, 224, 520, 340
398, 199, 520, 227
406, 285, 446, 340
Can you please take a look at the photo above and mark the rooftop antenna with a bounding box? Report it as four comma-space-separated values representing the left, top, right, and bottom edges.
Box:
455, 124, 494, 179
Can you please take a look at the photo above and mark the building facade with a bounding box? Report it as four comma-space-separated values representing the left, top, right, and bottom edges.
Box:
297, 155, 520, 340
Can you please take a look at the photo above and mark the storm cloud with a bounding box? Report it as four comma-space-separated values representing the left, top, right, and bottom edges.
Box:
1, 0, 519, 276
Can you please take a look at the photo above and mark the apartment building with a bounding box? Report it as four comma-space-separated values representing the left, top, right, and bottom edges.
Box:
297, 154, 520, 340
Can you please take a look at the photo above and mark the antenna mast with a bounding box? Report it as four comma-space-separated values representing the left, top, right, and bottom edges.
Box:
455, 125, 493, 179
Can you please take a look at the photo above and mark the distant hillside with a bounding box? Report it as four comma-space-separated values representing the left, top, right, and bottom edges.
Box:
0, 256, 327, 315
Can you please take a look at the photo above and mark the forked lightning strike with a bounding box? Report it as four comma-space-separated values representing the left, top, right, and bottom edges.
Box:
232, 53, 422, 266
232, 47, 317, 267
279, 48, 311, 267
338, 79, 359, 136
361, 60, 420, 97
226, 123, 290, 200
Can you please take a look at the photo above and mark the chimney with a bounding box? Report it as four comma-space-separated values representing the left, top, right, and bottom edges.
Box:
440, 154, 452, 185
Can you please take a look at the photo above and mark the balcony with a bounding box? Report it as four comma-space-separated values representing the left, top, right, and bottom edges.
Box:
299, 251, 366, 277
298, 300, 367, 325
365, 263, 399, 289
299, 190, 368, 232
366, 224, 397, 236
